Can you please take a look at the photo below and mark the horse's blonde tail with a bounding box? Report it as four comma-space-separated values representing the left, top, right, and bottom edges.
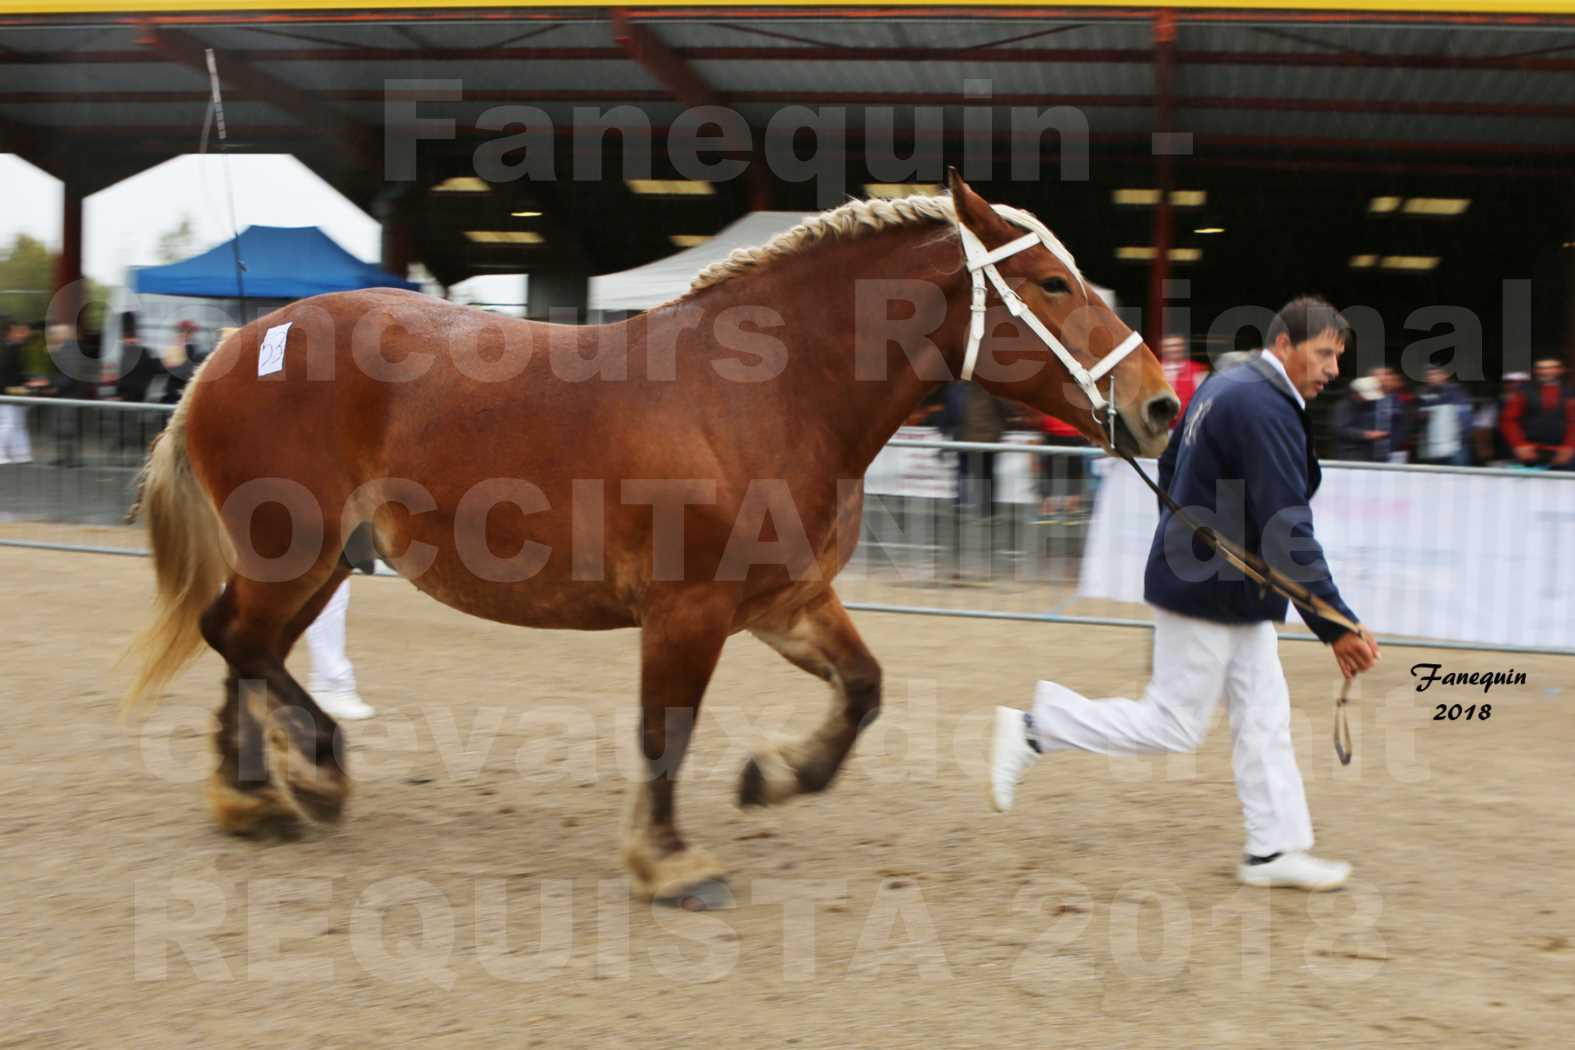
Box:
124, 371, 232, 710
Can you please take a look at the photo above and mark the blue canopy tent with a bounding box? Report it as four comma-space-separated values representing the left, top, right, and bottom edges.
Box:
106, 225, 422, 378
132, 225, 419, 299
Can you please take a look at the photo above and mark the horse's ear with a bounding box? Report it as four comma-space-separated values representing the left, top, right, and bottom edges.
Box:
947, 168, 1003, 239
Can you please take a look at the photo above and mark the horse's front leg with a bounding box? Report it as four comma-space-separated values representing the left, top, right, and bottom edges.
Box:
622, 589, 736, 909
738, 587, 881, 806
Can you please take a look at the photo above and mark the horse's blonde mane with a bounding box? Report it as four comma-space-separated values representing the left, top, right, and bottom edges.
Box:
688, 194, 1082, 295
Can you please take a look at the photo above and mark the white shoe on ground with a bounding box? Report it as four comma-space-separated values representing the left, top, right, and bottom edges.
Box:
312, 687, 375, 721
1237, 850, 1352, 891
989, 706, 1039, 812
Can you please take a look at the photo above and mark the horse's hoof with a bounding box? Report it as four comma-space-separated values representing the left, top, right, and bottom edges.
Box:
656, 878, 735, 912
738, 757, 768, 808
290, 779, 348, 824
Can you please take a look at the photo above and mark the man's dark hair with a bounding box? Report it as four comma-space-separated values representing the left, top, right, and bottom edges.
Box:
1267, 295, 1350, 348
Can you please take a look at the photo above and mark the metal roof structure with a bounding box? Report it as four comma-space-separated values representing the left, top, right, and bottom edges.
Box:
3, 3, 1575, 359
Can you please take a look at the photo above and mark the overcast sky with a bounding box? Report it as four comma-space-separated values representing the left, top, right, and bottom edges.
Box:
2, 153, 384, 284
1, 152, 528, 305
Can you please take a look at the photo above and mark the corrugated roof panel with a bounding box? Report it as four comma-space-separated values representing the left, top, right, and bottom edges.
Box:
0, 100, 291, 130
273, 60, 658, 94
1178, 64, 1575, 105
1188, 109, 1575, 146
1, 61, 209, 93
186, 23, 415, 50
1185, 22, 1575, 60
694, 59, 1151, 98
653, 16, 1152, 52
729, 102, 1152, 135
342, 100, 688, 128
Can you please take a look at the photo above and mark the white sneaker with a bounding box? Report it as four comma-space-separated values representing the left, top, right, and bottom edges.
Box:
312, 687, 375, 721
989, 706, 1039, 812
1237, 850, 1352, 891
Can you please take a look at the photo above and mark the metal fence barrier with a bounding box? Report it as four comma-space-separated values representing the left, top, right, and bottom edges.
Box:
3, 397, 1569, 655
0, 395, 171, 553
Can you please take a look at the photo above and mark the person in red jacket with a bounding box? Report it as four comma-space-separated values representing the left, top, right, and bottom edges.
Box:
1161, 335, 1209, 426
1501, 357, 1575, 470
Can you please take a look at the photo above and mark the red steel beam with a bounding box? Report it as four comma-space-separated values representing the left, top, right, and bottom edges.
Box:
43, 122, 1575, 161
1146, 9, 1175, 352
610, 12, 771, 207
15, 89, 1575, 124
5, 7, 1575, 30
611, 11, 721, 109
16, 43, 1575, 74
51, 179, 83, 332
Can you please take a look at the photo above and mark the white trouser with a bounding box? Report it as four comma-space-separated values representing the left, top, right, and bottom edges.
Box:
305, 579, 356, 693
0, 404, 31, 462
1030, 607, 1314, 857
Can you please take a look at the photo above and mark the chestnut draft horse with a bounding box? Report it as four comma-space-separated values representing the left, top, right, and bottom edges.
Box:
125, 173, 1178, 907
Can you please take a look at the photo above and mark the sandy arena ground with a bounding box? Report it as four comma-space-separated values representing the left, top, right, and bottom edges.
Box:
3, 545, 1572, 1049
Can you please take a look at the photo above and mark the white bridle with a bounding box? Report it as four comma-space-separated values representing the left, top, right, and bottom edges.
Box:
956, 211, 1145, 423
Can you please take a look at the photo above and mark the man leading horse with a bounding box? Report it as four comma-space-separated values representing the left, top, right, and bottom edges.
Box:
991, 296, 1381, 892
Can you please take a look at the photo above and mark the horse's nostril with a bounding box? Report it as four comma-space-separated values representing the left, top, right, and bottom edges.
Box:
1146, 395, 1181, 431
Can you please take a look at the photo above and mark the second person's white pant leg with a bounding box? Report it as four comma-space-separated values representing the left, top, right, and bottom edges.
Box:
305, 579, 356, 693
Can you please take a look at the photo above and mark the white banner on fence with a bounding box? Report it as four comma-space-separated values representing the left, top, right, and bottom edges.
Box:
1079, 460, 1575, 649
864, 426, 1044, 504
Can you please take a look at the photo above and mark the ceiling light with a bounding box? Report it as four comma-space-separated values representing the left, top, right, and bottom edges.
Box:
509, 210, 542, 218
1349, 254, 1377, 269
1115, 246, 1200, 263
865, 183, 944, 199
465, 231, 545, 245
1402, 197, 1471, 216
1112, 188, 1205, 207
670, 234, 711, 248
1379, 255, 1440, 271
626, 179, 716, 196
1369, 196, 1402, 214
1193, 226, 1225, 235
433, 176, 489, 193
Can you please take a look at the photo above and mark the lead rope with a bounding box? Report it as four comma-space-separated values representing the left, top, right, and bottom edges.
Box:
1117, 451, 1361, 766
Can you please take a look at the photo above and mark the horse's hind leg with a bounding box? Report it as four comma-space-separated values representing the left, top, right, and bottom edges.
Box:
201, 565, 352, 831
622, 589, 735, 908
739, 589, 881, 807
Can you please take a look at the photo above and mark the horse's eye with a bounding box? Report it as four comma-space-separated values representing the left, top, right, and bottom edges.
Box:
1040, 276, 1071, 296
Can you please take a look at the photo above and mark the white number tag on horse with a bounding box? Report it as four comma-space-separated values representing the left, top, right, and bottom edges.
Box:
258, 322, 291, 377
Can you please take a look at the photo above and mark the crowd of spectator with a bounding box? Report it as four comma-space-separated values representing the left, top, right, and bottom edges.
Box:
0, 310, 214, 467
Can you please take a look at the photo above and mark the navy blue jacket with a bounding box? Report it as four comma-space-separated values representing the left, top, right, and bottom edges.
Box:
1143, 353, 1358, 643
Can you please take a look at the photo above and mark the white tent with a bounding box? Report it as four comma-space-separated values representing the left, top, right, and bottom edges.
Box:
589, 212, 814, 313
589, 210, 1116, 314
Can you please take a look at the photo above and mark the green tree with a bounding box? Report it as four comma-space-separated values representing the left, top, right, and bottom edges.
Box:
154, 213, 198, 264
0, 232, 53, 324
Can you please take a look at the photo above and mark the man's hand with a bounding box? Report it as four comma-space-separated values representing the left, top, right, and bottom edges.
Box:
1554, 447, 1574, 467
1515, 445, 1538, 464
1365, 430, 1387, 440
1332, 628, 1380, 680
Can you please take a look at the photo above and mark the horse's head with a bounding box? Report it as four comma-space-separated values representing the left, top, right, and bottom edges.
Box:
947, 171, 1178, 458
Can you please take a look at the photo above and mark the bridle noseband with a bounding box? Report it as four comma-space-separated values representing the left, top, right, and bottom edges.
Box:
956, 210, 1145, 430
